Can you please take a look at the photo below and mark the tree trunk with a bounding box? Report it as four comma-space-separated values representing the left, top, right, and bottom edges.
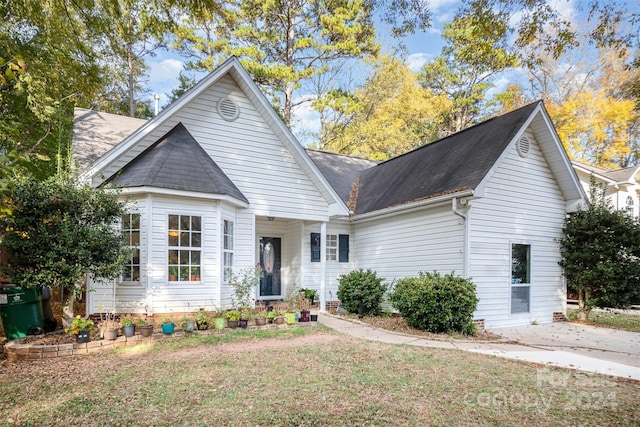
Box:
576, 288, 591, 321
62, 293, 75, 330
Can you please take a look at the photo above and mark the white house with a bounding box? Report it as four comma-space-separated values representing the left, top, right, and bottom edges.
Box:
75, 58, 585, 329
572, 161, 640, 217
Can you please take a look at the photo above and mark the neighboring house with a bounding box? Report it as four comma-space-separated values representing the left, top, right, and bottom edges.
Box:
572, 161, 640, 217
75, 57, 585, 329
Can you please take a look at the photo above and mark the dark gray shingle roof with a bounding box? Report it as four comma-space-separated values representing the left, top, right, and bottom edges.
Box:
353, 102, 540, 214
305, 150, 377, 204
106, 122, 248, 202
308, 102, 541, 215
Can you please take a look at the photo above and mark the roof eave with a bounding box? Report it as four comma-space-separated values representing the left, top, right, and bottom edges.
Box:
116, 186, 250, 208
351, 189, 475, 223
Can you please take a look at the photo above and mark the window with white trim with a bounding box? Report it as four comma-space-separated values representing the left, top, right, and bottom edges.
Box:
626, 196, 634, 217
168, 214, 201, 282
223, 219, 234, 283
326, 234, 337, 261
121, 213, 140, 283
511, 243, 531, 314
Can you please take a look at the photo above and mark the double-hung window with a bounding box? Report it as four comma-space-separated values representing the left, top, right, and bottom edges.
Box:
223, 219, 234, 283
511, 243, 531, 314
121, 213, 140, 283
168, 215, 201, 282
311, 233, 349, 263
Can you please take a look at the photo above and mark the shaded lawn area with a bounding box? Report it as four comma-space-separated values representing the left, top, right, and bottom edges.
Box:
0, 326, 637, 426
567, 308, 640, 332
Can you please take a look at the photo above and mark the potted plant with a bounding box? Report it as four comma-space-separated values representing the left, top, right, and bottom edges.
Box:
255, 310, 268, 326
137, 317, 154, 337
68, 315, 94, 343
180, 315, 195, 333
121, 315, 136, 337
213, 311, 226, 330
168, 266, 178, 282
239, 308, 253, 329
161, 317, 175, 334
99, 311, 119, 340
194, 308, 211, 330
225, 309, 241, 328
300, 288, 319, 306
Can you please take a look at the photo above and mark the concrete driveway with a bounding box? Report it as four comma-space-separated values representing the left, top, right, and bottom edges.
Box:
320, 314, 640, 380
490, 322, 640, 367
486, 322, 640, 379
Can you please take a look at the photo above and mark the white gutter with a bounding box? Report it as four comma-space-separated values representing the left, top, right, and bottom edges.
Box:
351, 189, 475, 223
452, 196, 471, 278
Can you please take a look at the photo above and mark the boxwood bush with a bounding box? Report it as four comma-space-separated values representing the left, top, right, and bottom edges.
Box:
389, 271, 479, 335
337, 269, 386, 315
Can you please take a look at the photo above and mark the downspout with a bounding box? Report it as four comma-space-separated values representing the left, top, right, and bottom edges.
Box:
320, 222, 327, 312
452, 197, 470, 278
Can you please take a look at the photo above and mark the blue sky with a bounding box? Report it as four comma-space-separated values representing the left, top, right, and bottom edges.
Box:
142, 0, 604, 142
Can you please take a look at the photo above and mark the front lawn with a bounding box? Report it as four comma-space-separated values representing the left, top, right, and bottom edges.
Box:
0, 326, 636, 426
567, 308, 640, 332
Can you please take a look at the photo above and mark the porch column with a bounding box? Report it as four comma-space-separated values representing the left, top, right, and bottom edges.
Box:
320, 221, 327, 312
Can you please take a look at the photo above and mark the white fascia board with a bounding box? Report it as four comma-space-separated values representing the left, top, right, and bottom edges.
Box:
82, 58, 242, 184
351, 189, 475, 223
117, 186, 250, 208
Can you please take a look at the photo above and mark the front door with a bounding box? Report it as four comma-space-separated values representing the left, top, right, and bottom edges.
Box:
259, 237, 281, 298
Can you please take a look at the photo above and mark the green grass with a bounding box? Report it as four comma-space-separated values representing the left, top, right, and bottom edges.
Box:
567, 308, 640, 332
0, 326, 638, 426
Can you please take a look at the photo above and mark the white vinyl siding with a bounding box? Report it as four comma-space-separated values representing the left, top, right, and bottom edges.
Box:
300, 222, 354, 303
469, 130, 566, 328
147, 196, 219, 313
99, 75, 333, 222
354, 205, 464, 284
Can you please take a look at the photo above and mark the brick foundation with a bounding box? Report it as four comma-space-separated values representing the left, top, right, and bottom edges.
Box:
4, 321, 316, 361
472, 319, 485, 332
553, 312, 567, 322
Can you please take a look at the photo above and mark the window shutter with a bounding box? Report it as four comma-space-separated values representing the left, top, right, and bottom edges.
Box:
338, 234, 349, 263
311, 233, 320, 262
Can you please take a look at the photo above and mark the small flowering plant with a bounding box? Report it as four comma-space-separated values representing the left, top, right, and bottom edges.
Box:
228, 265, 261, 309
68, 315, 94, 335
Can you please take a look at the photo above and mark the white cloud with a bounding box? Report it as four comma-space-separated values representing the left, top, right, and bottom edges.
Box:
407, 53, 432, 71
291, 100, 320, 146
147, 58, 184, 84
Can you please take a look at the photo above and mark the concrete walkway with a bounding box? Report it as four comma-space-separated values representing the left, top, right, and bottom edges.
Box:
318, 314, 640, 381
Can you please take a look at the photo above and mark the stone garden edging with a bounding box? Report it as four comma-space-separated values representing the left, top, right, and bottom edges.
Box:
5, 322, 317, 361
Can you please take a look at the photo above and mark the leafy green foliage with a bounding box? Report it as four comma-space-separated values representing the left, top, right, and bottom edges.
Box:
0, 176, 128, 292
389, 271, 478, 335
418, 6, 518, 136
316, 56, 450, 160
558, 180, 640, 320
173, 0, 380, 123
337, 268, 386, 315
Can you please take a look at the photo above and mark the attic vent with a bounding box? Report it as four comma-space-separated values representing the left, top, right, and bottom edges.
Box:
516, 136, 530, 158
217, 97, 239, 121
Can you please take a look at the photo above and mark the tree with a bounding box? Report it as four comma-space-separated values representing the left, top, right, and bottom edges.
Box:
316, 56, 450, 160
173, 0, 381, 124
547, 90, 640, 168
0, 176, 129, 324
418, 3, 518, 136
164, 71, 197, 106
92, 0, 170, 118
558, 179, 640, 321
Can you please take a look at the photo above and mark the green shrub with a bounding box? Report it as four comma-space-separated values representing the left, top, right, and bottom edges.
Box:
389, 271, 479, 335
337, 269, 386, 315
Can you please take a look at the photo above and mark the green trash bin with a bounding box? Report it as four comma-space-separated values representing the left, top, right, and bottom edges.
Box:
0, 286, 44, 341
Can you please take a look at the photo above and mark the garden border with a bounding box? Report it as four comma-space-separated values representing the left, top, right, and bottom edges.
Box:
5, 322, 317, 361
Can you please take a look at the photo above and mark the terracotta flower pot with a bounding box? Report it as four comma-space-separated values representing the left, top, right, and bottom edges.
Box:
139, 325, 154, 337
255, 316, 267, 326
103, 328, 118, 340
